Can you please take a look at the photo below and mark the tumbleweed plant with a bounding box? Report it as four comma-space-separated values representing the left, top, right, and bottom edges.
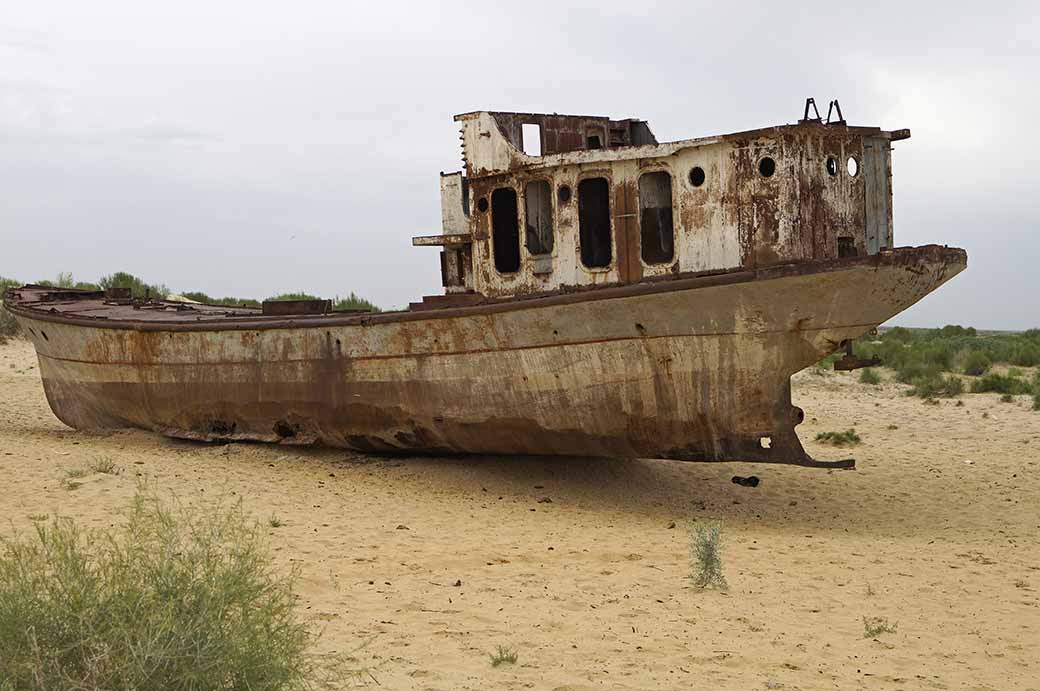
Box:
689, 521, 727, 590
0, 487, 346, 690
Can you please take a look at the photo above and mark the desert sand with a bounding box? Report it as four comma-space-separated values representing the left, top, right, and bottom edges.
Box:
1, 337, 1038, 690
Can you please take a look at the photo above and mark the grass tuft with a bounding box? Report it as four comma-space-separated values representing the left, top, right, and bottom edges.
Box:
489, 645, 518, 667
859, 368, 881, 385
689, 521, 727, 590
89, 457, 120, 475
0, 487, 348, 690
814, 429, 861, 446
268, 515, 285, 528
863, 616, 898, 638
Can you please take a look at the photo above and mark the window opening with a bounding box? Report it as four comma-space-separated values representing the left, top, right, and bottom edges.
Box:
638, 172, 674, 264
521, 123, 542, 156
491, 188, 520, 273
578, 178, 612, 268
524, 180, 554, 255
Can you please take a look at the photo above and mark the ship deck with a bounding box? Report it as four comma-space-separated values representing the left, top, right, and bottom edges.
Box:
3, 245, 966, 333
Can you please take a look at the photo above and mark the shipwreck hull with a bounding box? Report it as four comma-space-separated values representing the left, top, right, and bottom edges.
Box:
8, 246, 965, 467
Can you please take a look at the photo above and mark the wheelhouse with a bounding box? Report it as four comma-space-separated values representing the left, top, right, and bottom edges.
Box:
413, 107, 908, 300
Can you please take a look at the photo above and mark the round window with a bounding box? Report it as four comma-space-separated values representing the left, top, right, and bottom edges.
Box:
758, 157, 776, 178
847, 156, 859, 177
557, 185, 572, 204
826, 157, 838, 177
476, 197, 489, 213
689, 166, 706, 187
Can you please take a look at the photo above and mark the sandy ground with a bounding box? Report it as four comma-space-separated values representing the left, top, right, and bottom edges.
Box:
1, 337, 1038, 691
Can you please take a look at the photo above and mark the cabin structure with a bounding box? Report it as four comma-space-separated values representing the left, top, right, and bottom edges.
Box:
414, 106, 907, 301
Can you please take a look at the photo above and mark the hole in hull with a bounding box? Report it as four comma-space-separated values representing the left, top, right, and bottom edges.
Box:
274, 421, 297, 438
208, 420, 236, 436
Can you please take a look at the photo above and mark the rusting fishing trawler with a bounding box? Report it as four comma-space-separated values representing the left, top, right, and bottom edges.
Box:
5, 101, 966, 468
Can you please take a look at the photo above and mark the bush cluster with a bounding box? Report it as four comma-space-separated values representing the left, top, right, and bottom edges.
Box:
0, 276, 20, 340
844, 325, 1040, 403
0, 489, 339, 690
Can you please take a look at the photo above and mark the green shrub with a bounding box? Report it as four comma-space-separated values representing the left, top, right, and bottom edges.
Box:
811, 352, 840, 375
180, 290, 378, 312
894, 361, 943, 385
690, 521, 727, 590
908, 374, 964, 399
815, 429, 862, 446
859, 368, 881, 385
1011, 344, 1040, 367
36, 272, 101, 291
180, 291, 262, 308
937, 324, 976, 338
267, 292, 322, 302
1, 276, 21, 340
971, 373, 1033, 395
962, 351, 992, 376
0, 488, 342, 690
99, 272, 169, 300
854, 325, 1040, 380
882, 326, 914, 342
333, 292, 380, 313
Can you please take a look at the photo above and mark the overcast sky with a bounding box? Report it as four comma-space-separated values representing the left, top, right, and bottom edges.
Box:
1, 1, 1036, 328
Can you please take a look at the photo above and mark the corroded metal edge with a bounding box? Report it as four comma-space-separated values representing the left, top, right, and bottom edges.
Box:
7, 246, 966, 469
3, 245, 966, 333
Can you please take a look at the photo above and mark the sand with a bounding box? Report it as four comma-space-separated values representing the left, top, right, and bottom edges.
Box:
1, 337, 1038, 690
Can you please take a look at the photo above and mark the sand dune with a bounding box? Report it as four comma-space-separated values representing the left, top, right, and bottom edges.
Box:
1, 338, 1037, 690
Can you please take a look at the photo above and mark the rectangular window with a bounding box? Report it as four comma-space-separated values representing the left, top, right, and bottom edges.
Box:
524, 180, 554, 255
521, 123, 542, 156
638, 171, 674, 264
491, 188, 520, 273
578, 177, 612, 268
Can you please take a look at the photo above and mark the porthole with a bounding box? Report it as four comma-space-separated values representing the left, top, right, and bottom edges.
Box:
689, 166, 706, 187
758, 157, 776, 178
557, 185, 572, 204
476, 197, 489, 213
826, 156, 838, 177
847, 156, 859, 177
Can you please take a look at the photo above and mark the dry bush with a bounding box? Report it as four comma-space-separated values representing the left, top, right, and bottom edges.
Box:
690, 521, 727, 590
0, 487, 349, 690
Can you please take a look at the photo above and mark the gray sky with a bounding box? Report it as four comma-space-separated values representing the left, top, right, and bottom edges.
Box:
2, 1, 1037, 328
